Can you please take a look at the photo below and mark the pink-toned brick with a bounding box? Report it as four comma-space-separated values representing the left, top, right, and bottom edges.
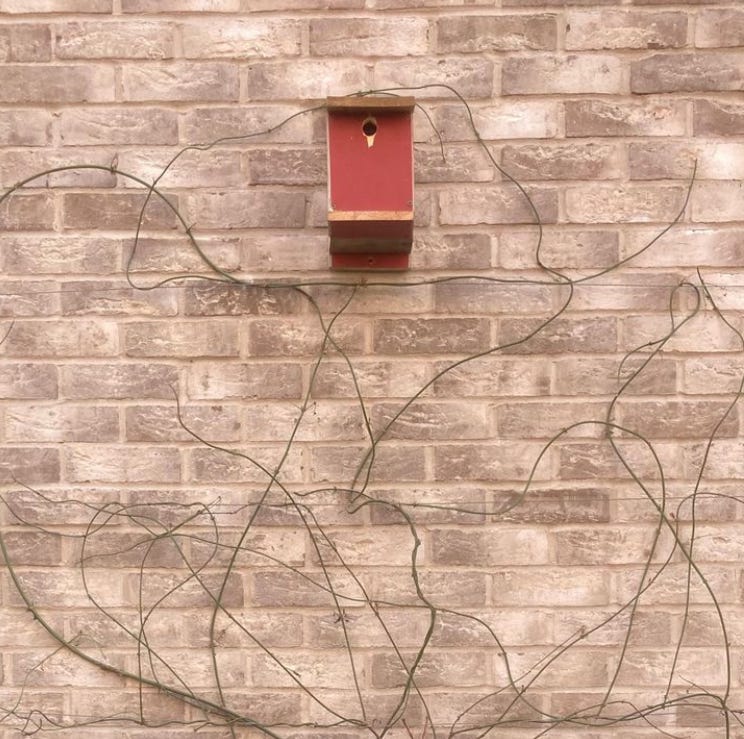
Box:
186, 190, 305, 229
310, 443, 425, 484
374, 317, 490, 354
188, 361, 302, 400
0, 0, 111, 9
64, 445, 181, 483
0, 24, 51, 62
502, 142, 621, 181
4, 321, 118, 358
694, 100, 744, 136
499, 316, 617, 354
434, 442, 551, 482
371, 401, 488, 440
0, 193, 55, 231
493, 568, 610, 607
0, 447, 60, 483
62, 192, 179, 231
499, 229, 620, 270
691, 182, 744, 223
122, 0, 237, 9
242, 401, 365, 442
431, 527, 549, 566
5, 405, 118, 442
125, 404, 241, 443
565, 184, 687, 223
61, 363, 178, 400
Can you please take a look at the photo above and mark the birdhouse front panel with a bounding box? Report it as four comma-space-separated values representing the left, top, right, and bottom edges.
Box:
326, 96, 415, 270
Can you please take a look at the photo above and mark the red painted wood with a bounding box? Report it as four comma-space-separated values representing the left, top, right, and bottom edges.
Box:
331, 251, 410, 271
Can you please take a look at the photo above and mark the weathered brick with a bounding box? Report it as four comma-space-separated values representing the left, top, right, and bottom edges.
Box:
189, 445, 304, 483
411, 233, 492, 270
622, 313, 744, 353
437, 14, 556, 52
439, 186, 558, 225
433, 357, 550, 397
0, 0, 111, 10
695, 9, 744, 48
371, 401, 488, 440
0, 24, 51, 62
370, 486, 486, 524
4, 321, 117, 358
310, 18, 429, 56
431, 527, 549, 566
126, 235, 241, 274
436, 100, 560, 140
502, 142, 620, 181
493, 488, 610, 524
188, 361, 302, 400
629, 142, 744, 181
181, 105, 314, 145
503, 54, 625, 95
618, 400, 738, 439
125, 404, 241, 443
187, 191, 305, 229
0, 149, 117, 189
493, 568, 609, 606
572, 273, 681, 311
554, 356, 677, 396
55, 21, 172, 59
415, 144, 494, 184
566, 10, 686, 49
615, 565, 737, 605
631, 53, 744, 93
0, 109, 52, 146
182, 19, 301, 59
251, 570, 364, 608
10, 650, 124, 686
694, 100, 744, 136
566, 184, 686, 223
59, 107, 177, 146
64, 446, 181, 483
434, 442, 551, 482
251, 651, 363, 689
184, 283, 303, 317
566, 98, 687, 137
686, 441, 744, 480
496, 400, 607, 438
122, 0, 237, 9
554, 526, 662, 565
60, 280, 177, 316
0, 447, 60, 484
370, 650, 488, 689
122, 62, 238, 102
310, 444, 425, 484
243, 401, 364, 441
0, 193, 55, 231
246, 61, 367, 100
1, 235, 119, 275
242, 0, 361, 8
499, 229, 620, 270
616, 649, 725, 687
0, 280, 57, 317
61, 363, 179, 400
0, 65, 114, 103
247, 147, 326, 186
622, 227, 744, 268
434, 281, 553, 313
373, 57, 494, 99
62, 192, 179, 231
691, 182, 744, 223
684, 357, 744, 395
499, 316, 617, 354
124, 321, 239, 358
5, 405, 118, 442
249, 317, 366, 357
557, 440, 681, 480
124, 571, 243, 608
374, 318, 490, 354
374, 569, 488, 607
0, 363, 57, 400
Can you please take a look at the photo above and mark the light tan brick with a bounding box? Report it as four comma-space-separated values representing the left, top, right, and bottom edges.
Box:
62, 192, 179, 231
125, 404, 241, 443
188, 361, 302, 400
436, 100, 560, 140
439, 186, 558, 225
242, 401, 365, 441
61, 363, 178, 400
310, 18, 428, 56
374, 317, 490, 354
0, 24, 51, 62
0, 447, 60, 483
249, 317, 366, 357
0, 0, 111, 9
4, 321, 118, 358
694, 100, 744, 136
503, 54, 625, 95
124, 321, 239, 358
310, 444, 425, 484
122, 0, 238, 9
566, 10, 686, 49
566, 184, 686, 223
246, 61, 367, 100
370, 650, 488, 689
695, 9, 744, 48
64, 446, 181, 483
373, 57, 494, 99
187, 190, 305, 229
431, 527, 549, 566
566, 98, 687, 137
0, 193, 55, 231
371, 401, 489, 440
437, 14, 557, 52
55, 21, 173, 59
0, 65, 114, 103
189, 445, 304, 484
499, 316, 617, 354
5, 405, 118, 442
496, 400, 607, 438
691, 182, 744, 223
182, 19, 301, 58
434, 442, 551, 482
122, 62, 238, 102
493, 568, 610, 607
631, 53, 744, 93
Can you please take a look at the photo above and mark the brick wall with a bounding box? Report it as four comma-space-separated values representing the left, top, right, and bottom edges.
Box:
0, 1, 743, 737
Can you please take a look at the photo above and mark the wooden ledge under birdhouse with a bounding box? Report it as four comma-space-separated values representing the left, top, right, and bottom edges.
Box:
326, 96, 415, 271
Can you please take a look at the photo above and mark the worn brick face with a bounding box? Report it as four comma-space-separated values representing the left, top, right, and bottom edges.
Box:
2, 1, 743, 734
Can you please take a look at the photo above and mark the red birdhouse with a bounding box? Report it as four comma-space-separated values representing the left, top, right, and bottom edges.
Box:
326, 95, 415, 271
